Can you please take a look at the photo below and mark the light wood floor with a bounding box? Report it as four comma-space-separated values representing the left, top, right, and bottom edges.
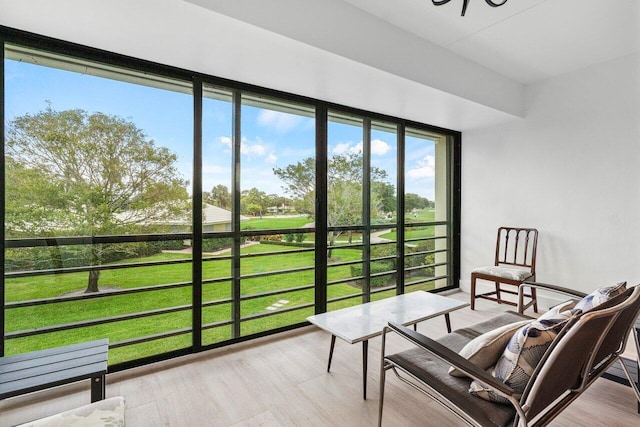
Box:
1, 292, 639, 426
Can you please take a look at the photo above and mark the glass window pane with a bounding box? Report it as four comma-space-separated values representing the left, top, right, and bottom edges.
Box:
369, 120, 398, 298
404, 127, 450, 290
327, 112, 365, 309
328, 112, 364, 229
203, 85, 234, 224
202, 85, 234, 345
241, 94, 315, 231
239, 94, 316, 336
4, 44, 193, 362
370, 120, 397, 223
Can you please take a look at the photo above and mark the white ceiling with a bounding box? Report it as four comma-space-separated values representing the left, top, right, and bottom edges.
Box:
189, 0, 639, 86
342, 0, 640, 85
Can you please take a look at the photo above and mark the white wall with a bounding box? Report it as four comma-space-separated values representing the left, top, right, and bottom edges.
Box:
461, 53, 640, 304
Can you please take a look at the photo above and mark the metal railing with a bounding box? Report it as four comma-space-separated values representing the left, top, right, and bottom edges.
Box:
3, 221, 452, 367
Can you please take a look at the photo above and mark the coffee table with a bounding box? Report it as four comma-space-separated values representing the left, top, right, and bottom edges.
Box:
307, 291, 468, 399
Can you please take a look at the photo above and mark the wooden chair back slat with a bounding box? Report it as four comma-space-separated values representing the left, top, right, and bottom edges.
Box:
495, 227, 538, 273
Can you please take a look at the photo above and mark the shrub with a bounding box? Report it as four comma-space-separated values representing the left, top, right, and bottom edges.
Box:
404, 240, 435, 268
370, 243, 397, 268
202, 238, 233, 252
159, 239, 186, 250
260, 234, 282, 242
350, 261, 395, 288
4, 241, 166, 272
404, 240, 436, 277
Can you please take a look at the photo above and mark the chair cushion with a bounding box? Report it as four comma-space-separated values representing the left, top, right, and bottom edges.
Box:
572, 282, 627, 314
472, 266, 533, 281
387, 312, 529, 427
449, 319, 530, 377
469, 308, 575, 404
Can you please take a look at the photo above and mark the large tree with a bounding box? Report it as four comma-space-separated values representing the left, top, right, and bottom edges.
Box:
405, 193, 432, 214
208, 184, 231, 209
6, 107, 189, 292
241, 187, 267, 216
273, 152, 390, 256
273, 156, 316, 216
372, 181, 397, 218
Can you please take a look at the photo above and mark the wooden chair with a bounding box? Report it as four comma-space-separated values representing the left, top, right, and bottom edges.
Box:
378, 283, 640, 427
470, 227, 538, 312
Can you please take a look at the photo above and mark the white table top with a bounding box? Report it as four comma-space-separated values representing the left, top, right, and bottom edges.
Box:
307, 291, 468, 344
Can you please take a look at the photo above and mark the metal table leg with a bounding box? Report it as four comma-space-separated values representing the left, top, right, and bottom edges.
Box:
362, 340, 368, 400
327, 335, 336, 372
445, 313, 452, 333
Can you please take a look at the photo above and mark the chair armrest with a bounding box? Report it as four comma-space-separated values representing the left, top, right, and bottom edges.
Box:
518, 281, 587, 312
385, 322, 514, 397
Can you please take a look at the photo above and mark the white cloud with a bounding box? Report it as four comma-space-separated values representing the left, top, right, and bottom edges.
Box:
257, 110, 303, 132
218, 135, 278, 164
265, 153, 278, 164
407, 155, 435, 179
371, 139, 391, 156
331, 139, 391, 156
241, 138, 266, 156
332, 142, 352, 155
219, 136, 232, 147
351, 141, 363, 155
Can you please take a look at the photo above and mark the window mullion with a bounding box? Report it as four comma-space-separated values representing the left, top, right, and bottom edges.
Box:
231, 89, 242, 338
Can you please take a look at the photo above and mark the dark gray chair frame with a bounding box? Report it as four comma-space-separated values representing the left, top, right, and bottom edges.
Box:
471, 227, 539, 312
378, 283, 640, 427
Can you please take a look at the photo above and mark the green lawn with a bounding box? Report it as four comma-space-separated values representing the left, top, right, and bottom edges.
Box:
5, 213, 440, 364
241, 215, 312, 230
378, 209, 438, 240
4, 242, 368, 364
406, 208, 436, 222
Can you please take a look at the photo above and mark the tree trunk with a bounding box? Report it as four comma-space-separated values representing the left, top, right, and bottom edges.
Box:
85, 269, 100, 293
85, 244, 101, 293
328, 231, 335, 259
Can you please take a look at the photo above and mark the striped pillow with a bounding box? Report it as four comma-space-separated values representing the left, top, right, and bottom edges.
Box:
469, 307, 574, 403
572, 282, 627, 314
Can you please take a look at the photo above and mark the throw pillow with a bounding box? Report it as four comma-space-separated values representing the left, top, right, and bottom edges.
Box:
449, 319, 530, 377
572, 282, 627, 314
546, 299, 576, 315
469, 308, 574, 404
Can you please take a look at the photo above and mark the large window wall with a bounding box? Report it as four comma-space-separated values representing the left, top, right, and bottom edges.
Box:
1, 27, 460, 369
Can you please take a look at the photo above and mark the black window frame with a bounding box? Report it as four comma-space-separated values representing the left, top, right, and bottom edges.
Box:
0, 25, 461, 371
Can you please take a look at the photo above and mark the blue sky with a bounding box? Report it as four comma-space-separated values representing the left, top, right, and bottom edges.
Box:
4, 58, 436, 200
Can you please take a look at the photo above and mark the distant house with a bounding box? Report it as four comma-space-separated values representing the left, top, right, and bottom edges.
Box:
203, 204, 236, 232
266, 204, 296, 214
115, 203, 244, 233
167, 204, 247, 233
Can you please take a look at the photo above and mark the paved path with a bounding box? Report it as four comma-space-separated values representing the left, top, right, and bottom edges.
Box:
370, 229, 393, 243
162, 241, 259, 256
